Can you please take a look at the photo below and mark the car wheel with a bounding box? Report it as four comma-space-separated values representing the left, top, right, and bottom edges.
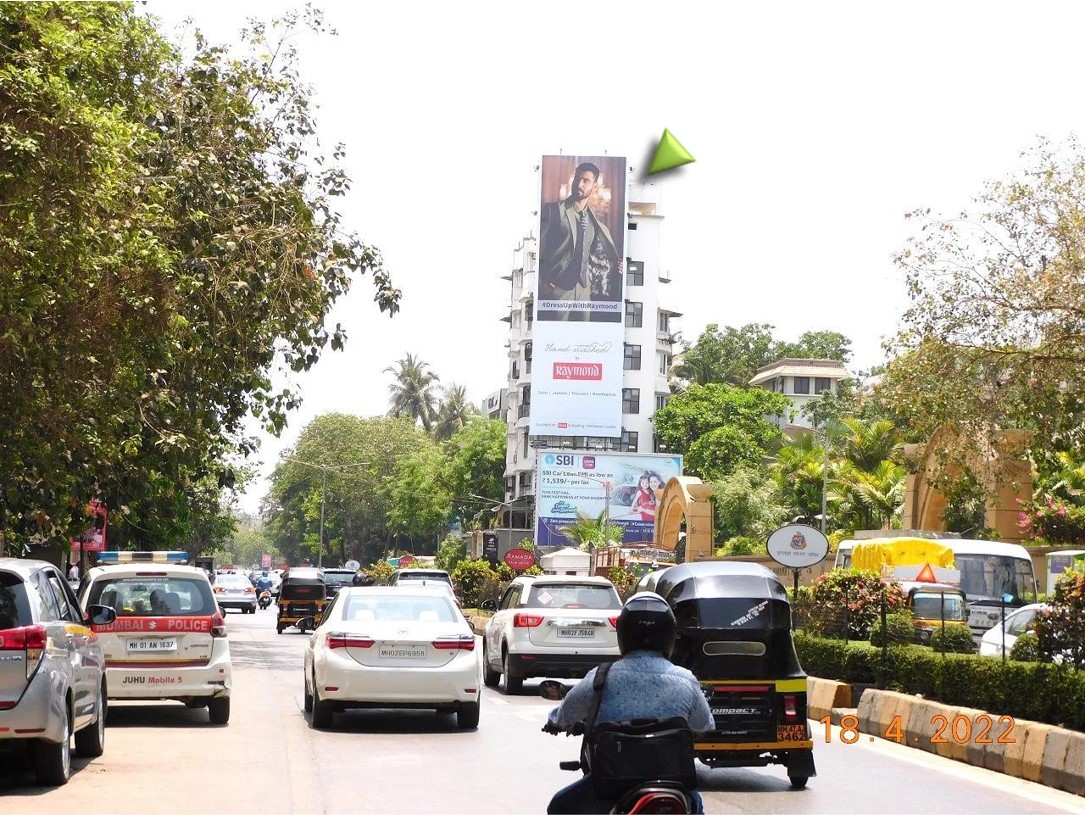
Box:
277, 624, 285, 634
208, 696, 230, 725
502, 649, 522, 695
482, 644, 500, 688
31, 709, 71, 786
788, 775, 809, 790
311, 689, 334, 730
74, 681, 106, 758
303, 673, 314, 713
457, 701, 480, 730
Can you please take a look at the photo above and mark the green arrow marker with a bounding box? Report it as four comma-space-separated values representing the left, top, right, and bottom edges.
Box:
647, 129, 695, 174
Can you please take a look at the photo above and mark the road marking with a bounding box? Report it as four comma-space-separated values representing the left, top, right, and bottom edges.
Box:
516, 711, 542, 722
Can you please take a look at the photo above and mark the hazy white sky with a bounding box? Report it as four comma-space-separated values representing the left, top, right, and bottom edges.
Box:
143, 1, 1085, 513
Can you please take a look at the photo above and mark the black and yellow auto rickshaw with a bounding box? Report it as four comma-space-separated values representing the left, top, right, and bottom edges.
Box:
898, 581, 969, 646
651, 561, 816, 789
276, 567, 328, 634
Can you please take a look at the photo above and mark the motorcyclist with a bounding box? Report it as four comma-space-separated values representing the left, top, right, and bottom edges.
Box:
542, 591, 714, 814
256, 571, 274, 593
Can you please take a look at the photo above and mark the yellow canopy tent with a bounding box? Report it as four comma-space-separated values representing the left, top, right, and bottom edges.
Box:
851, 538, 956, 572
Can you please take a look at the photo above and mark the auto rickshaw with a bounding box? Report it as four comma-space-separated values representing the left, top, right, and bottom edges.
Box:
897, 581, 970, 646
276, 567, 328, 634
651, 561, 816, 789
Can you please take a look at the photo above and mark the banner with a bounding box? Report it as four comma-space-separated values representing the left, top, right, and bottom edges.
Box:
71, 499, 108, 553
531, 155, 626, 437
535, 452, 683, 547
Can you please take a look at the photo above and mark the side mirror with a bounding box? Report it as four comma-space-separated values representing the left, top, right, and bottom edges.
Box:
480, 600, 497, 612
87, 604, 117, 626
539, 680, 568, 701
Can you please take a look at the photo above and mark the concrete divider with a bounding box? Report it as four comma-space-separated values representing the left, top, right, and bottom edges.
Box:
807, 677, 852, 722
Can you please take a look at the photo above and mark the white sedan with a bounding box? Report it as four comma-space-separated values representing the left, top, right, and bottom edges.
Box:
978, 603, 1048, 657
303, 587, 481, 730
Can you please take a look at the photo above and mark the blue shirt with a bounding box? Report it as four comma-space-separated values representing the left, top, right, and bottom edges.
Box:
548, 651, 715, 734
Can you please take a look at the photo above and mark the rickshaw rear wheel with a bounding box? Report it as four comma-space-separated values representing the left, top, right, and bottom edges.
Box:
788, 775, 809, 789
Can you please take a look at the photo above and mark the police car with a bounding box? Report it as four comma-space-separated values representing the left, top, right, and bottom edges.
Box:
78, 552, 232, 724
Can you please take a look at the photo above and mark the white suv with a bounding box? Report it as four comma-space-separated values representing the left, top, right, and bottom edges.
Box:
78, 553, 232, 724
481, 575, 622, 694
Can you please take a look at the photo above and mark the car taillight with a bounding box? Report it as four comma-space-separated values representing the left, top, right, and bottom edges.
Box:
783, 694, 799, 722
432, 635, 475, 651
608, 616, 619, 628
244, 587, 255, 594
213, 586, 225, 594
211, 612, 228, 638
513, 613, 543, 628
0, 625, 47, 681
327, 634, 374, 650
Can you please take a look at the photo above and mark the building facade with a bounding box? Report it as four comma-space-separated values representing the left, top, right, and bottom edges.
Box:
748, 358, 851, 431
501, 182, 681, 523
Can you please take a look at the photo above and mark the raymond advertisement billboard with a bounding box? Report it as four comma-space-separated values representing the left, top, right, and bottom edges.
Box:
535, 451, 683, 547
531, 155, 627, 437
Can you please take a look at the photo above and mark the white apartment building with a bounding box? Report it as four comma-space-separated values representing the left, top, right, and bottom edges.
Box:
500, 182, 681, 518
748, 358, 851, 432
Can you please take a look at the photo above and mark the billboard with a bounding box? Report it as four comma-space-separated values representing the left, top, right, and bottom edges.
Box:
70, 499, 108, 553
535, 451, 683, 547
531, 155, 626, 437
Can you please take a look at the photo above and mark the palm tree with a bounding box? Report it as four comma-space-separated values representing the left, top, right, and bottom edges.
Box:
434, 384, 479, 440
841, 418, 899, 472
384, 353, 440, 432
851, 460, 906, 529
557, 511, 620, 551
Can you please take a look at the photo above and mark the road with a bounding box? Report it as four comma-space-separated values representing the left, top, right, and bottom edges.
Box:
1, 608, 1083, 814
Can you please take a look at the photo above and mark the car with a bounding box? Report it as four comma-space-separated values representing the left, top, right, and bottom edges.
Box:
396, 580, 465, 614
480, 575, 622, 695
978, 603, 1049, 658
213, 571, 258, 614
302, 587, 481, 730
78, 552, 232, 725
0, 557, 116, 786
389, 568, 454, 591
321, 568, 356, 599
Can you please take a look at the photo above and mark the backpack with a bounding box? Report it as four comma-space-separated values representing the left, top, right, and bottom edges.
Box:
581, 663, 698, 798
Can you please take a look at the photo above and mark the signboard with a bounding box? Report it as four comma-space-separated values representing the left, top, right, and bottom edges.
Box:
531, 155, 627, 437
766, 525, 829, 569
397, 555, 416, 568
482, 532, 499, 565
71, 499, 107, 553
503, 548, 537, 570
261, 553, 273, 568
535, 452, 683, 547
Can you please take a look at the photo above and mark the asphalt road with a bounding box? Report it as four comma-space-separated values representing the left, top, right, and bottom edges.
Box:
2, 608, 1083, 814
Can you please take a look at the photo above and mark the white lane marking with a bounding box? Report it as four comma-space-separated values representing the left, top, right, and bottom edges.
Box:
488, 697, 510, 705
516, 711, 543, 722
822, 721, 1085, 813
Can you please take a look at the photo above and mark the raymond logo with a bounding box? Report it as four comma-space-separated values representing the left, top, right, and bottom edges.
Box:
552, 362, 602, 381
557, 422, 569, 429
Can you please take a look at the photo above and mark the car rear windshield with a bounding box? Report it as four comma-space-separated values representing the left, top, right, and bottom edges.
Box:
526, 584, 621, 610
0, 571, 33, 629
398, 572, 451, 583
344, 595, 458, 623
87, 576, 216, 616
323, 571, 355, 586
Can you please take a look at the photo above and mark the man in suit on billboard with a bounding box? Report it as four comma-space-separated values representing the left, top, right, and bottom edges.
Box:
539, 162, 622, 322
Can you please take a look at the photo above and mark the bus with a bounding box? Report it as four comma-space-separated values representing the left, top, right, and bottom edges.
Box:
834, 537, 1039, 642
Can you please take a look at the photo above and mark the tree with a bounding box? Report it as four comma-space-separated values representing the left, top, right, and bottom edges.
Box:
653, 384, 790, 481
711, 466, 789, 544
775, 331, 853, 363
434, 384, 479, 441
388, 444, 453, 549
442, 418, 508, 529
0, 4, 398, 551
556, 512, 621, 551
839, 419, 900, 472
385, 353, 440, 432
671, 323, 776, 387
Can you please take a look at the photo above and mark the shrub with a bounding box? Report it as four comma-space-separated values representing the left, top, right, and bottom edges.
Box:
364, 560, 394, 585
805, 569, 905, 640
869, 612, 916, 647
606, 567, 638, 601
1009, 632, 1040, 662
1034, 570, 1085, 670
451, 558, 501, 608
434, 535, 467, 573
930, 623, 975, 654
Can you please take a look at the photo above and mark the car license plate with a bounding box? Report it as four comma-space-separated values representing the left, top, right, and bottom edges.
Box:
557, 628, 595, 639
379, 646, 427, 659
126, 638, 178, 652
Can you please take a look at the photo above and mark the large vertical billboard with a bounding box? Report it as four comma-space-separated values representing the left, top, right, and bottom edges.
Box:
531, 155, 627, 438
535, 451, 683, 547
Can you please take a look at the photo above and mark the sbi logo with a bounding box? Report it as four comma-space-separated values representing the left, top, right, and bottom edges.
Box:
546, 454, 577, 467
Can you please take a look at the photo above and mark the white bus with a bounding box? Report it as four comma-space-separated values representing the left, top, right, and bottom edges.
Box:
834, 538, 1039, 641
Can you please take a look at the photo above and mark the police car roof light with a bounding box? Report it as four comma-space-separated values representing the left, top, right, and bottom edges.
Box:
96, 551, 189, 565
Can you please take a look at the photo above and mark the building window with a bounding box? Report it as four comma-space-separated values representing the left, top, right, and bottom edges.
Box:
622, 388, 640, 414
658, 312, 670, 333
815, 377, 832, 394
585, 437, 606, 451
624, 344, 642, 370
628, 222, 638, 231
655, 395, 669, 412
511, 361, 520, 379
620, 430, 639, 452
525, 302, 533, 328
625, 302, 643, 328
525, 343, 533, 374
518, 472, 533, 490
522, 433, 528, 458
658, 353, 670, 375
626, 260, 644, 287
794, 377, 810, 394
776, 377, 784, 392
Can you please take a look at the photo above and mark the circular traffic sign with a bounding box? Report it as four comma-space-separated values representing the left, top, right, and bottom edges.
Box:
503, 548, 536, 570
344, 559, 360, 571
766, 525, 829, 569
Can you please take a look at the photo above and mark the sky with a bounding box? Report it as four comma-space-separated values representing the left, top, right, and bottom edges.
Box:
142, 0, 1085, 514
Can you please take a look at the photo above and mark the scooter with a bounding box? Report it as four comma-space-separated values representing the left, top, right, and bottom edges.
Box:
258, 589, 272, 610
539, 680, 699, 815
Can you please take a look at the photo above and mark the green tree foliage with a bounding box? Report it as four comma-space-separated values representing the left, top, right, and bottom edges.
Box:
385, 353, 440, 432
929, 623, 976, 654
711, 466, 789, 544
434, 384, 480, 441
442, 418, 507, 529
775, 331, 853, 363
451, 558, 501, 608
869, 612, 916, 647
557, 512, 620, 551
388, 443, 451, 546
434, 535, 468, 573
671, 323, 777, 386
0, 4, 397, 550
1033, 570, 1085, 670
653, 384, 789, 481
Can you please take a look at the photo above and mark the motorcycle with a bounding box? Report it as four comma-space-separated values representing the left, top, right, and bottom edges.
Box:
258, 589, 273, 610
539, 680, 699, 815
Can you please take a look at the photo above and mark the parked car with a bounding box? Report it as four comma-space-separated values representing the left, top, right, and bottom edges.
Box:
78, 553, 232, 724
302, 587, 480, 730
1, 557, 116, 785
978, 603, 1049, 658
389, 569, 454, 591
480, 575, 622, 695
213, 572, 258, 614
